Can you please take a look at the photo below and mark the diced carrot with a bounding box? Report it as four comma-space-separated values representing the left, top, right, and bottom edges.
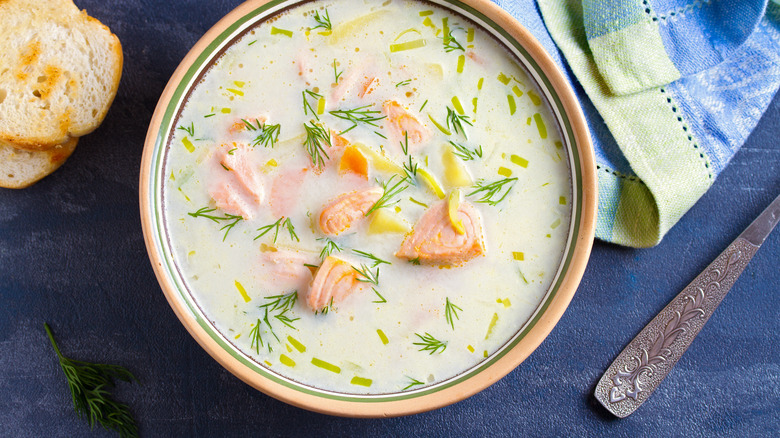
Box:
338, 146, 368, 179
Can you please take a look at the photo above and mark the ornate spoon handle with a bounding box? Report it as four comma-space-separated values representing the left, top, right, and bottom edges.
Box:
594, 193, 780, 418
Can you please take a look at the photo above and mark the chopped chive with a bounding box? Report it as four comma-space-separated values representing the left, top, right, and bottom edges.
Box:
235, 280, 251, 302
451, 96, 465, 115
456, 54, 465, 73
311, 358, 341, 374
204, 113, 215, 118
227, 88, 244, 96
377, 329, 389, 345
560, 196, 567, 205
528, 90, 542, 106
419, 10, 433, 16
419, 99, 428, 112
248, 40, 257, 46
287, 336, 306, 353
271, 26, 293, 37
390, 39, 427, 52
497, 72, 511, 85
181, 137, 195, 153
279, 354, 296, 367
374, 130, 387, 139
507, 95, 516, 115
512, 251, 524, 261
510, 154, 528, 168
533, 113, 547, 139
551, 218, 561, 229
351, 376, 373, 387
511, 85, 524, 98
467, 27, 475, 42
485, 313, 499, 340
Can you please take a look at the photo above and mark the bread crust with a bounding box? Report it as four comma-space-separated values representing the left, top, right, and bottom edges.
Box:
0, 0, 123, 151
0, 137, 78, 189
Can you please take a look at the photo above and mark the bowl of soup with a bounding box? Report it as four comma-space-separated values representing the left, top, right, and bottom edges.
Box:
141, 0, 596, 416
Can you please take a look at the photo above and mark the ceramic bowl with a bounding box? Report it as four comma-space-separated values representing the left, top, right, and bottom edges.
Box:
140, 0, 596, 417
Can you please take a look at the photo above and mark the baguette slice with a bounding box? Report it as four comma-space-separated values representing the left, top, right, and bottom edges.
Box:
0, 0, 122, 151
0, 137, 78, 189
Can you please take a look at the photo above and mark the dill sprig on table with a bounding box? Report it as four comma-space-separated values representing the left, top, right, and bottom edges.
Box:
328, 105, 386, 134
187, 207, 243, 241
413, 332, 448, 355
467, 177, 518, 206
44, 323, 138, 438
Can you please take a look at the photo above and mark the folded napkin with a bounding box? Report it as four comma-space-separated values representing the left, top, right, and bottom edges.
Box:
492, 0, 780, 247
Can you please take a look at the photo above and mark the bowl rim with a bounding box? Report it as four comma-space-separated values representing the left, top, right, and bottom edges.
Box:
140, 0, 596, 417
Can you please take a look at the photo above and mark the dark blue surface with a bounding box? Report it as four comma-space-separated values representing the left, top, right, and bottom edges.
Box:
1, 1, 778, 436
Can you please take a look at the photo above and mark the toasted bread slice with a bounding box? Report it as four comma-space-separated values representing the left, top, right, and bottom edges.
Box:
0, 137, 78, 188
0, 0, 122, 151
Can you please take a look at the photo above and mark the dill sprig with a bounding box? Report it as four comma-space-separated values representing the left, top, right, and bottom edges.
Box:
449, 141, 483, 161
400, 131, 410, 155
467, 177, 518, 206
242, 120, 281, 148
259, 290, 298, 314
303, 121, 331, 169
333, 59, 343, 84
353, 249, 391, 267
302, 89, 323, 120
249, 318, 265, 353
317, 238, 343, 260
353, 264, 380, 286
403, 155, 418, 182
444, 298, 463, 330
328, 105, 387, 134
250, 291, 300, 353
365, 175, 410, 216
446, 106, 473, 138
408, 257, 421, 265
177, 122, 195, 137
188, 207, 243, 241
443, 29, 465, 53
315, 297, 335, 315
372, 288, 387, 304
402, 376, 425, 390
311, 8, 332, 31
254, 217, 299, 243
413, 332, 447, 355
44, 324, 138, 438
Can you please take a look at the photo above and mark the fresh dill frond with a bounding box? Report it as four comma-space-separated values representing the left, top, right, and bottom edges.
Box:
413, 332, 447, 355
395, 79, 412, 87
449, 141, 483, 161
302, 89, 323, 120
446, 106, 473, 138
317, 238, 343, 260
259, 290, 298, 313
316, 297, 335, 315
402, 376, 425, 390
311, 8, 332, 31
274, 311, 300, 329
254, 217, 299, 242
400, 131, 410, 155
188, 207, 243, 241
333, 59, 342, 84
249, 318, 265, 353
372, 288, 387, 304
365, 175, 410, 216
403, 155, 418, 182
328, 105, 387, 134
245, 122, 281, 148
302, 121, 331, 169
44, 324, 138, 438
353, 264, 380, 286
408, 257, 421, 265
467, 177, 518, 206
444, 298, 463, 330
443, 29, 466, 53
353, 249, 391, 267
177, 122, 195, 137
282, 217, 300, 242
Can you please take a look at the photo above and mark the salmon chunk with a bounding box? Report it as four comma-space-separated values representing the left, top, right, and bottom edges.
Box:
208, 144, 264, 219
257, 249, 314, 293
306, 256, 363, 311
396, 200, 486, 266
319, 187, 383, 236
383, 100, 430, 149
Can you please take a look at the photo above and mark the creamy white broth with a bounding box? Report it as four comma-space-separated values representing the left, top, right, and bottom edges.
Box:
164, 0, 571, 394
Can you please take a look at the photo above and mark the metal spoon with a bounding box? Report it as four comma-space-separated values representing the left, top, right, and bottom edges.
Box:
594, 193, 780, 418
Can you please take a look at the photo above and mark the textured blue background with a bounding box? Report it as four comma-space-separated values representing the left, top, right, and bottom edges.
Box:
0, 1, 778, 436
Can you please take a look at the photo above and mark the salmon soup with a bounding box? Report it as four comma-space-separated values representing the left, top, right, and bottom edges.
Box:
163, 0, 572, 394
